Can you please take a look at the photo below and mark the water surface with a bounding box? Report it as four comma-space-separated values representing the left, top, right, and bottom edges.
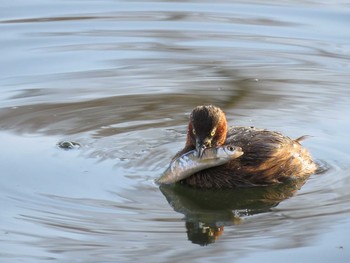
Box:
1, 0, 350, 262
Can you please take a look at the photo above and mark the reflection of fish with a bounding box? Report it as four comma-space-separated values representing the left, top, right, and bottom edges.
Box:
156, 145, 243, 184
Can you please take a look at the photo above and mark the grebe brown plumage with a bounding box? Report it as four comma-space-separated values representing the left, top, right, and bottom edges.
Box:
173, 105, 317, 188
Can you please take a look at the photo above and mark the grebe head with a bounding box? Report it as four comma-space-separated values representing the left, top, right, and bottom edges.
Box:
187, 105, 228, 157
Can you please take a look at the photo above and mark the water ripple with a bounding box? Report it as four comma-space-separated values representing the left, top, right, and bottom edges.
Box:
1, 0, 350, 262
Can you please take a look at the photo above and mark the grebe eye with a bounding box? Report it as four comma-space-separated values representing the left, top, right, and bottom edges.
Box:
192, 128, 196, 135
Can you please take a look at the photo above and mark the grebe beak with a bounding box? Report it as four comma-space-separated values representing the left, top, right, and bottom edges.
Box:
196, 138, 207, 158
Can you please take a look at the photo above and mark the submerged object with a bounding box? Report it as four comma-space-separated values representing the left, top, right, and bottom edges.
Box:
156, 145, 243, 184
57, 141, 81, 150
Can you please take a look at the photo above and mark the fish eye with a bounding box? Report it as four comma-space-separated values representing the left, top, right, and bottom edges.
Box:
226, 145, 234, 151
192, 128, 196, 135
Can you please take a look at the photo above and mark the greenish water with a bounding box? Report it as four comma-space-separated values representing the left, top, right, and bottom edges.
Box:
1, 1, 350, 262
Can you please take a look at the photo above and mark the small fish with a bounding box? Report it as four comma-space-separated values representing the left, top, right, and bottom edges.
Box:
156, 145, 243, 184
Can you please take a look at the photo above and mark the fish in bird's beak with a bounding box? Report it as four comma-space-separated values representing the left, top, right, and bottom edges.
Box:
196, 138, 211, 158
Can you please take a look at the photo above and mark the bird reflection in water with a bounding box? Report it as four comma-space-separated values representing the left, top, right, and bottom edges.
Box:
159, 177, 308, 246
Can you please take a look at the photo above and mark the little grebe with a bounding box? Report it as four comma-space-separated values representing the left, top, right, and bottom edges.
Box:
174, 105, 317, 188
